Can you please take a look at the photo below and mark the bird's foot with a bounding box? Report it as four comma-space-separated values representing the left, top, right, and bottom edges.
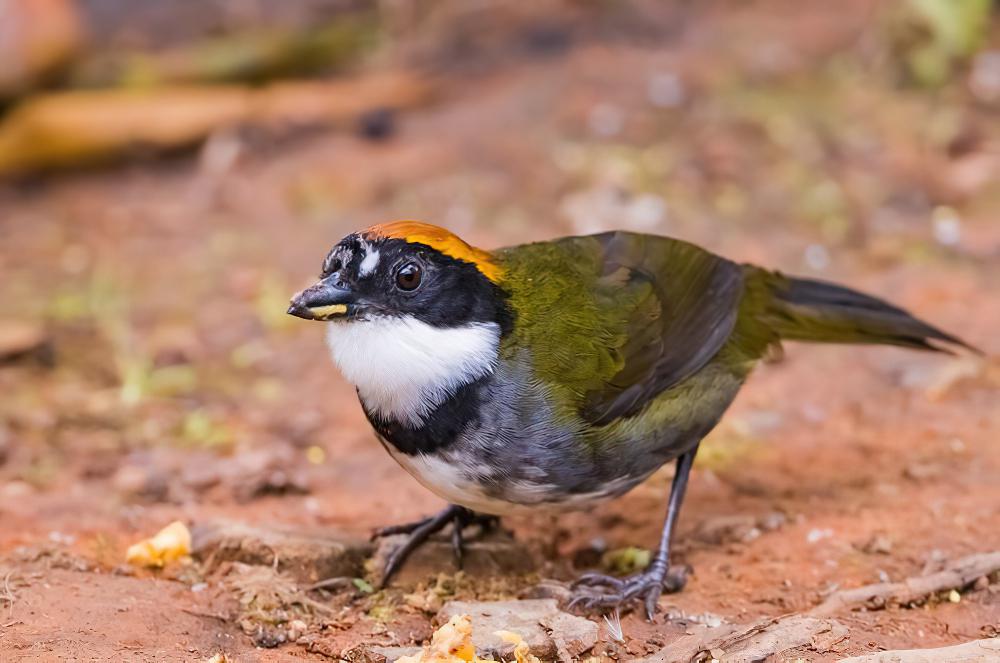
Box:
372, 505, 500, 587
568, 563, 690, 620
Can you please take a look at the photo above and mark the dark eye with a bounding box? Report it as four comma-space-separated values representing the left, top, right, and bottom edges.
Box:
395, 263, 422, 291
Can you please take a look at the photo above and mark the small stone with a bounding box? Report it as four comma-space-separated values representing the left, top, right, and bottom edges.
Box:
694, 515, 761, 545
521, 579, 572, 603
0, 320, 50, 363
931, 206, 962, 246
1, 480, 34, 498
647, 72, 686, 108
437, 599, 598, 660
286, 618, 308, 642
806, 528, 833, 544
861, 534, 893, 555
112, 464, 170, 502
191, 520, 369, 584
804, 243, 831, 271
903, 462, 942, 481
758, 512, 787, 532
357, 107, 396, 141
368, 646, 423, 662
970, 51, 1000, 104
588, 103, 624, 137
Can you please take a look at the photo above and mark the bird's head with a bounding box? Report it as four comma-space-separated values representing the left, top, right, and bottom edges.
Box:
287, 220, 505, 327
287, 221, 509, 426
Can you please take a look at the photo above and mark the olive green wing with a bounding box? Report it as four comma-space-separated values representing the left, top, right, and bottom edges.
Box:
497, 231, 745, 426
579, 232, 744, 425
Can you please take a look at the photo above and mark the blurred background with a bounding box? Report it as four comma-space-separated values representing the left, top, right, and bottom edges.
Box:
0, 0, 998, 659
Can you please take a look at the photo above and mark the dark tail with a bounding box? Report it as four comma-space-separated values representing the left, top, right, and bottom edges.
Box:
759, 274, 977, 354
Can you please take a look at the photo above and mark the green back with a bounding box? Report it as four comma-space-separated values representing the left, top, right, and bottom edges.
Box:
495, 231, 750, 426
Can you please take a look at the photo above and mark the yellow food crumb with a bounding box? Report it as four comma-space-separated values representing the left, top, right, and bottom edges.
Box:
125, 520, 192, 568
396, 615, 530, 663
496, 630, 541, 663
306, 445, 326, 464
396, 615, 475, 663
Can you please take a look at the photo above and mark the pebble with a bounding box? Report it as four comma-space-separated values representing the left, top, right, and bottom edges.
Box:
438, 599, 598, 660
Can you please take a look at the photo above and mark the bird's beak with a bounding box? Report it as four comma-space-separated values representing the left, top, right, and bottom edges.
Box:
287, 279, 354, 321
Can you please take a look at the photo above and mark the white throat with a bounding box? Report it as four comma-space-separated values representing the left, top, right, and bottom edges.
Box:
325, 316, 500, 428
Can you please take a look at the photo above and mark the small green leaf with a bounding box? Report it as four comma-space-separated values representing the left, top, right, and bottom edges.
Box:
601, 546, 652, 575
352, 577, 374, 594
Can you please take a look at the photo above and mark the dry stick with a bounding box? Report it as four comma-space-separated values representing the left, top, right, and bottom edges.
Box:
838, 637, 1000, 663
305, 577, 353, 592
640, 551, 1000, 663
180, 607, 231, 623
299, 595, 341, 617
637, 616, 848, 663
809, 551, 1000, 617
1, 571, 16, 619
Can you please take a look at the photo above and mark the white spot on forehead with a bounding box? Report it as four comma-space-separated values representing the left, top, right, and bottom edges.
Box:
358, 244, 380, 277
325, 316, 499, 428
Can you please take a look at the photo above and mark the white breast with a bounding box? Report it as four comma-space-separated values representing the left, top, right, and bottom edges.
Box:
325, 316, 500, 428
385, 448, 521, 515
384, 444, 644, 515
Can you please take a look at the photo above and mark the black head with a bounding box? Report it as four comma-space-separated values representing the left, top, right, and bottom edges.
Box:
287, 224, 509, 330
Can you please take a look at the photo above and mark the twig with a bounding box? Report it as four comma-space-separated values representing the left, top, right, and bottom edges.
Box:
0, 620, 23, 638
180, 608, 231, 623
299, 596, 340, 617
1, 571, 16, 619
639, 551, 999, 662
637, 615, 848, 663
838, 637, 1000, 662
809, 551, 1000, 617
305, 577, 353, 592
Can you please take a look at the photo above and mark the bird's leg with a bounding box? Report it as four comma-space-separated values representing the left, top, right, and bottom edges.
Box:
450, 509, 501, 567
373, 504, 500, 587
569, 445, 698, 619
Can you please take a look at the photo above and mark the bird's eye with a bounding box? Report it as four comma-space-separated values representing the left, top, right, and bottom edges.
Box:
395, 263, 422, 291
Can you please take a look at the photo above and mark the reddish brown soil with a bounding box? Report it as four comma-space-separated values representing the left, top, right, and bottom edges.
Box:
2, 2, 999, 661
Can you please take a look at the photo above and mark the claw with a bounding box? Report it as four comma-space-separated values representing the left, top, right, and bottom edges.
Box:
379, 510, 454, 587
643, 587, 659, 621
372, 505, 503, 587
370, 516, 433, 541
567, 564, 690, 619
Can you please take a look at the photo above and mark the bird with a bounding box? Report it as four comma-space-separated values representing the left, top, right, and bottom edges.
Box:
287, 220, 975, 618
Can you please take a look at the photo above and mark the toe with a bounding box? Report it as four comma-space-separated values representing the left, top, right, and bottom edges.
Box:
572, 572, 625, 589
643, 586, 661, 621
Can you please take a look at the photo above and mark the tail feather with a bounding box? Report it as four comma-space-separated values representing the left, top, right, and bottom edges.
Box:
760, 274, 976, 354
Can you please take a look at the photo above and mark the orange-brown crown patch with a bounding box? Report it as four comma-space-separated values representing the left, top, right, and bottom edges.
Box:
362, 220, 502, 282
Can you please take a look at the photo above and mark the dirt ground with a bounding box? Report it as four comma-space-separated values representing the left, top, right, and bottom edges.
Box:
2, 2, 999, 661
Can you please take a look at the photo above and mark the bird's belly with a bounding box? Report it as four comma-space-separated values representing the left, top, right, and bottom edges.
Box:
383, 443, 640, 516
